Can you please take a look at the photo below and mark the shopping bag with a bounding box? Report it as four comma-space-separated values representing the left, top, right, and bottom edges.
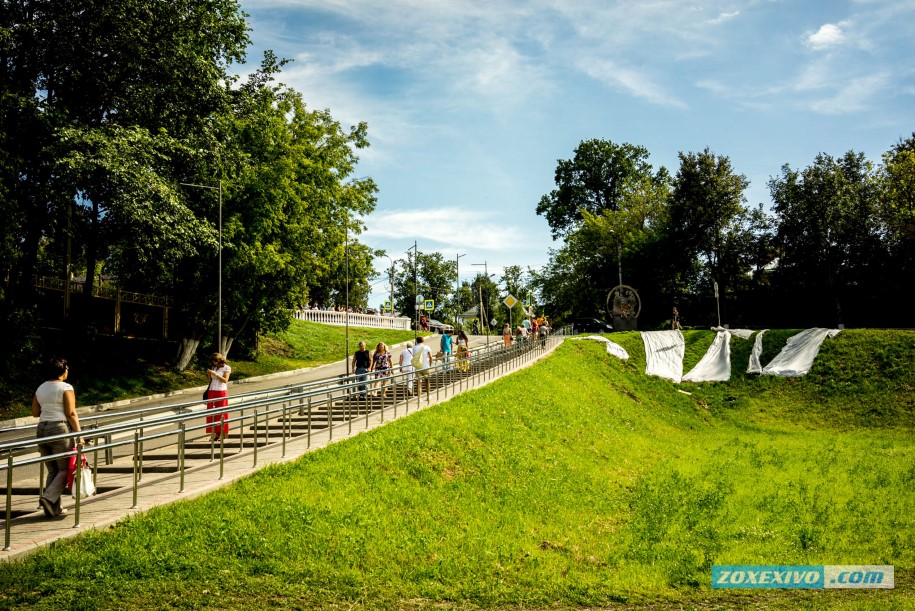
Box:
67, 451, 96, 498
73, 464, 96, 499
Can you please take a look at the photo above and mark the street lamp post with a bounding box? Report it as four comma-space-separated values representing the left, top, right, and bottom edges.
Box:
181, 180, 223, 353
345, 223, 350, 375
382, 254, 395, 317
472, 262, 489, 345
609, 229, 622, 288
455, 253, 465, 326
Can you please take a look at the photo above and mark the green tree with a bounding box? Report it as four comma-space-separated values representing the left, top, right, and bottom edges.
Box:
769, 151, 882, 325
879, 133, 915, 287
393, 251, 457, 325
665, 148, 752, 321
536, 139, 667, 239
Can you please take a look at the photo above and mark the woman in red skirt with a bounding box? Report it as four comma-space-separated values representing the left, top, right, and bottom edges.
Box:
205, 353, 231, 441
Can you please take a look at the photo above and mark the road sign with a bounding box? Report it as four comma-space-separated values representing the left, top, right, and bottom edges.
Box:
490, 318, 498, 327
415, 294, 424, 304
503, 294, 518, 308
424, 299, 434, 311
384, 299, 392, 310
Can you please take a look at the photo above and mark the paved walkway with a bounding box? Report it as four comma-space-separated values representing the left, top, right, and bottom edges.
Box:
2, 335, 560, 562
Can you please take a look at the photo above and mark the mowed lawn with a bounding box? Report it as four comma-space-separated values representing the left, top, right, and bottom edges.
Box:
1, 330, 913, 610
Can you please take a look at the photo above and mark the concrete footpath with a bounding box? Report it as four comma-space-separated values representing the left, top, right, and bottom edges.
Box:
2, 335, 560, 562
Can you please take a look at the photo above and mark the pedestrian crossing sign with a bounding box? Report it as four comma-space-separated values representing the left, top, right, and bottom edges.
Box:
384, 299, 392, 310
424, 299, 434, 311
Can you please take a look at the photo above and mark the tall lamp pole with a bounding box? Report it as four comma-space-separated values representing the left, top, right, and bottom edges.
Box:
181, 180, 223, 352
472, 262, 489, 345
345, 223, 350, 375
609, 229, 622, 288
409, 241, 418, 342
382, 254, 395, 317
455, 253, 465, 327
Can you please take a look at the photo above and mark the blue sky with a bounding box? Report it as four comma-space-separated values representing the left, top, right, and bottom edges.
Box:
238, 0, 915, 309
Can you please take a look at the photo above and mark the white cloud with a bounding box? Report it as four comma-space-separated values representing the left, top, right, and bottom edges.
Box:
708, 10, 741, 25
806, 23, 846, 50
363, 208, 524, 252
809, 72, 890, 115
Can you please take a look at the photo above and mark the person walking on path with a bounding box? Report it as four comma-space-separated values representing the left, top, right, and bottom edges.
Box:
205, 353, 232, 442
412, 336, 433, 396
32, 357, 83, 518
398, 342, 415, 395
352, 341, 371, 397
455, 330, 470, 372
440, 329, 453, 371
502, 323, 512, 348
370, 342, 393, 396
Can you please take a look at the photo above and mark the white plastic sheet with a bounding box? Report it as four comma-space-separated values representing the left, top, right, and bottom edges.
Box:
642, 330, 685, 383
761, 328, 842, 377
729, 328, 754, 340
572, 335, 630, 360
683, 330, 732, 382
747, 329, 768, 374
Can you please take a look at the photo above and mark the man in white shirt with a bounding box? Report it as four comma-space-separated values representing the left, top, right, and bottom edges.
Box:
412, 336, 433, 396
399, 342, 415, 395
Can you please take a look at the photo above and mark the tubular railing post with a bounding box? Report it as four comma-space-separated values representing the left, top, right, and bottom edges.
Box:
137, 426, 145, 483
39, 462, 44, 497
4, 451, 13, 551
104, 433, 113, 464
238, 408, 245, 454
307, 396, 312, 448
282, 402, 287, 458
348, 390, 353, 435
131, 431, 139, 508
219, 434, 225, 479
179, 423, 186, 493
327, 392, 333, 440
253, 409, 259, 467
73, 444, 83, 528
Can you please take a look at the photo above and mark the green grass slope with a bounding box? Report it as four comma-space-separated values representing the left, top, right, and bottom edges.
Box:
1, 330, 913, 610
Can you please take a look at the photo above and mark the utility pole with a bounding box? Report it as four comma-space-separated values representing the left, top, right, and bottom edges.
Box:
412, 241, 418, 342
345, 223, 350, 374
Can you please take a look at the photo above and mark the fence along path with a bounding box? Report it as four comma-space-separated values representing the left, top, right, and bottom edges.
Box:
1, 331, 566, 561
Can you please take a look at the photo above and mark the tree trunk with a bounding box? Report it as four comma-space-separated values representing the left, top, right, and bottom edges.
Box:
174, 337, 200, 372
219, 336, 234, 358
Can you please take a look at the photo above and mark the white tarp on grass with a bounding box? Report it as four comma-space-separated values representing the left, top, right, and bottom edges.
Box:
683, 329, 732, 382
760, 328, 842, 377
572, 335, 630, 360
642, 330, 685, 383
747, 329, 768, 373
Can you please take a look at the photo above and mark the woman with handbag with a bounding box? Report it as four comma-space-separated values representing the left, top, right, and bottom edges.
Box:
206, 353, 232, 441
32, 357, 83, 517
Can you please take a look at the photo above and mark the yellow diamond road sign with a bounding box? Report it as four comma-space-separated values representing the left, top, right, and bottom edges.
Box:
503, 294, 518, 308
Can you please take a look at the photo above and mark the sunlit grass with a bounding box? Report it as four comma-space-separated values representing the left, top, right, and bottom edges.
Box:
0, 331, 912, 609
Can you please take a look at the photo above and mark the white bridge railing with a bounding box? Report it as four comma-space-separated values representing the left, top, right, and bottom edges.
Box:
294, 309, 412, 330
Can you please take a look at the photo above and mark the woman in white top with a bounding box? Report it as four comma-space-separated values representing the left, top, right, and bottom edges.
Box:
31, 356, 83, 517
205, 353, 232, 441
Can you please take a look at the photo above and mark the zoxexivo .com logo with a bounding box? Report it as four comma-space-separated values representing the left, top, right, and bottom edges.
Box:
712, 565, 894, 589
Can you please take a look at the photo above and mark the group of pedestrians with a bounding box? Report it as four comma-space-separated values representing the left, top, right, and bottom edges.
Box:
351, 338, 435, 398
501, 316, 550, 348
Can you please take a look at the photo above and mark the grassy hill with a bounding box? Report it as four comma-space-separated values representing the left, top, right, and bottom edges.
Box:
1, 329, 912, 609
